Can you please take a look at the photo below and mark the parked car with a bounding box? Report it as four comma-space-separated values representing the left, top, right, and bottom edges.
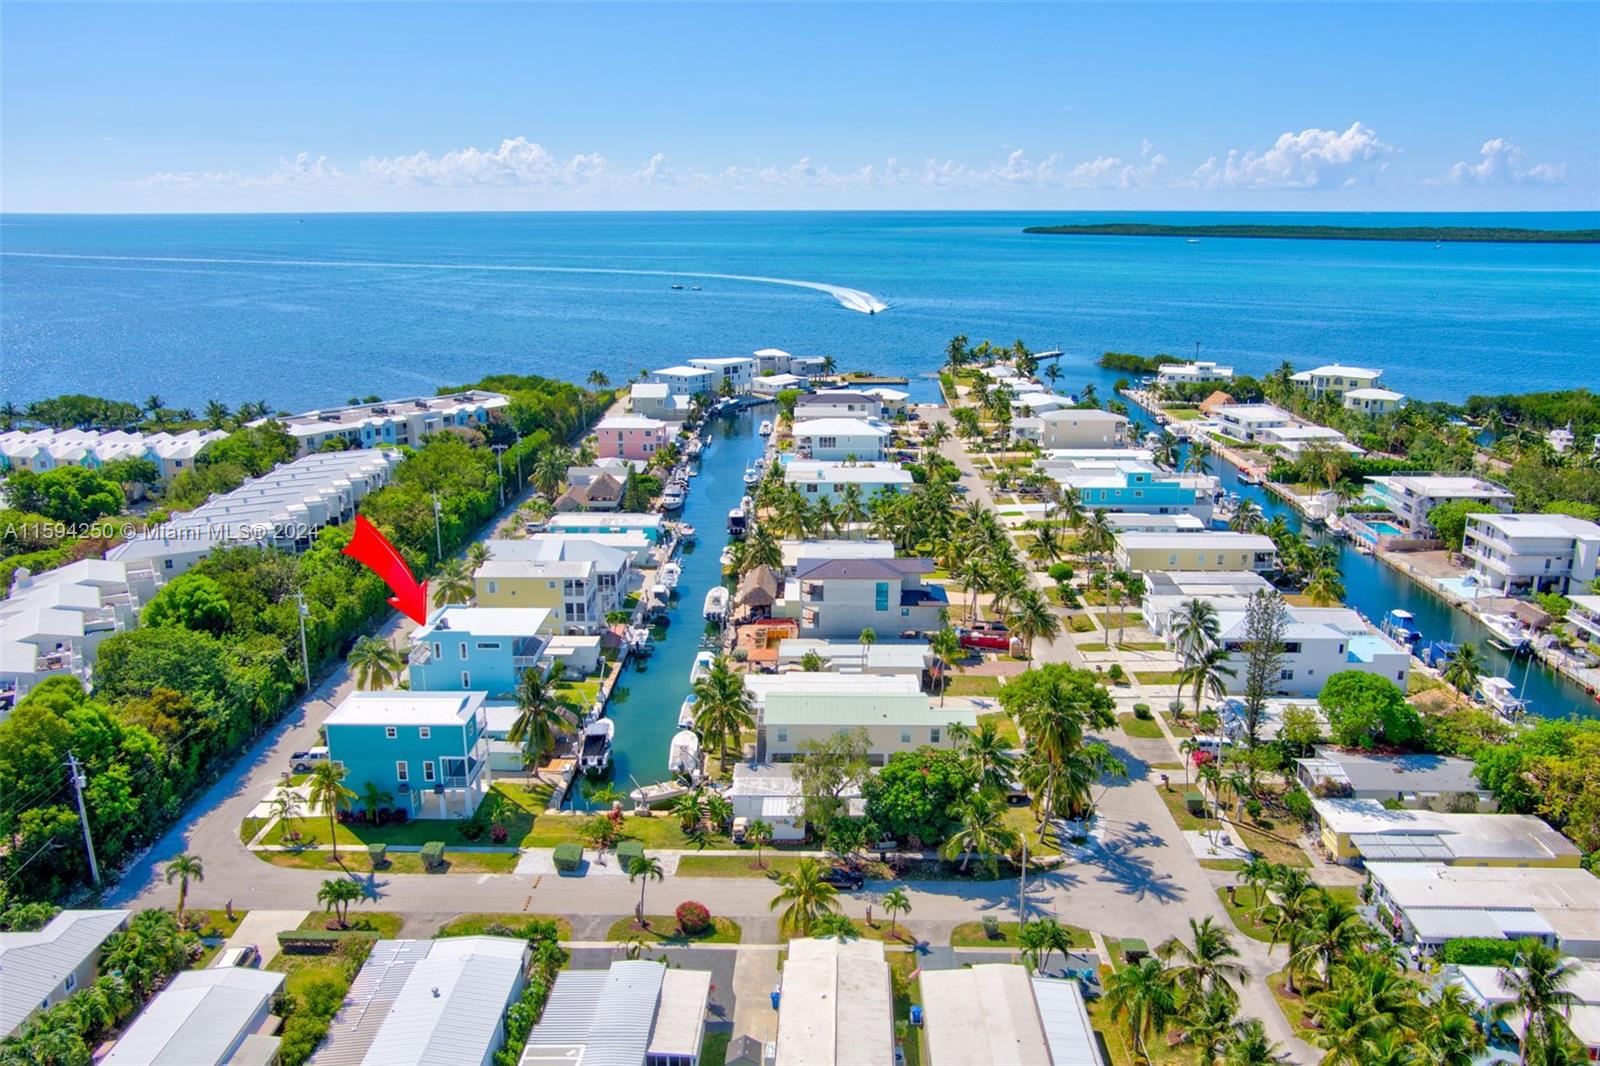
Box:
820, 866, 865, 891
289, 746, 329, 773
959, 629, 1011, 652
213, 945, 260, 968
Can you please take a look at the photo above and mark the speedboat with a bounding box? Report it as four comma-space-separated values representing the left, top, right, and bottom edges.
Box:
1381, 609, 1422, 647
743, 463, 762, 486
670, 283, 684, 290
668, 730, 702, 777
678, 693, 699, 729
1480, 613, 1530, 654
1476, 676, 1527, 720
727, 506, 747, 537
719, 546, 734, 568
660, 482, 686, 511
578, 718, 615, 775
759, 420, 773, 436
657, 561, 682, 590
678, 524, 696, 542
703, 585, 729, 622
689, 650, 715, 684
626, 626, 653, 653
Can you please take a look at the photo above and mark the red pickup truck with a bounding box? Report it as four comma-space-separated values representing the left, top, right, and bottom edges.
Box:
959, 628, 1012, 651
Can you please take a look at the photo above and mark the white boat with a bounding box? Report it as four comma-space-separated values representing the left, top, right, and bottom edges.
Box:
1185, 238, 1201, 244
678, 524, 697, 542
726, 507, 747, 537
678, 693, 699, 729
703, 585, 729, 621
660, 483, 686, 511
743, 462, 762, 485
689, 650, 715, 684
719, 546, 735, 568
630, 780, 692, 806
626, 626, 653, 653
657, 561, 682, 590
759, 420, 773, 436
668, 730, 702, 777
578, 718, 615, 775
1381, 608, 1421, 646
1476, 676, 1527, 720
1480, 613, 1530, 654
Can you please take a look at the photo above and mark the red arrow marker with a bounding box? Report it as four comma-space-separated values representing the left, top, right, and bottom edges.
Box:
342, 515, 430, 624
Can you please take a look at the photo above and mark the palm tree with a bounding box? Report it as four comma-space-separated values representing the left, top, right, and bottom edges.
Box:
950, 718, 1018, 797
1157, 916, 1249, 1000
204, 399, 231, 429
940, 794, 1019, 875
748, 819, 774, 868
316, 877, 363, 928
1018, 917, 1075, 973
1077, 509, 1116, 635
1104, 956, 1179, 1062
163, 854, 204, 925
359, 781, 393, 821
509, 662, 576, 779
837, 483, 868, 536
1221, 1019, 1283, 1065
1302, 566, 1345, 607
431, 557, 474, 607
1177, 646, 1235, 716
1171, 598, 1221, 664
1493, 943, 1579, 1065
881, 888, 911, 939
672, 790, 705, 833
627, 854, 664, 925
692, 656, 756, 770
306, 761, 355, 861
1290, 895, 1373, 986
347, 635, 405, 690
858, 627, 877, 648
268, 787, 304, 842
1420, 984, 1488, 1065
769, 857, 840, 937
1007, 588, 1062, 660
465, 541, 491, 572
1184, 437, 1211, 474
1228, 499, 1263, 533
1178, 988, 1239, 1063
1443, 641, 1486, 695
928, 627, 964, 705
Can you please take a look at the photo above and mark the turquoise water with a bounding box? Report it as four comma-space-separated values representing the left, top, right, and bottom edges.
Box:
3, 211, 1597, 407
1368, 521, 1406, 537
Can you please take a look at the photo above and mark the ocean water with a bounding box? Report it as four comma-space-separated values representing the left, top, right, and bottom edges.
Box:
2, 211, 1597, 408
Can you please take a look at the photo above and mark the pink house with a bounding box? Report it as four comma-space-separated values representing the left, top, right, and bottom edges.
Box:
594, 415, 669, 462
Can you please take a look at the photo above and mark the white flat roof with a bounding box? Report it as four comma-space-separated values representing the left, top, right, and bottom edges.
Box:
791, 418, 891, 437
777, 939, 893, 1066
1345, 387, 1404, 401
1039, 408, 1126, 423
920, 965, 1052, 1066
1468, 512, 1600, 540
1300, 363, 1382, 378
546, 512, 663, 530
416, 605, 553, 637
1115, 531, 1276, 551
595, 415, 667, 430
1316, 798, 1580, 861
1369, 474, 1513, 498
104, 967, 283, 1065
783, 460, 912, 485
1212, 403, 1293, 422
324, 691, 485, 728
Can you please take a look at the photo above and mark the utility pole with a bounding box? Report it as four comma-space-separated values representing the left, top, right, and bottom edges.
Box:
1018, 835, 1028, 926
294, 591, 312, 689
492, 444, 508, 507
431, 494, 444, 561
65, 751, 100, 887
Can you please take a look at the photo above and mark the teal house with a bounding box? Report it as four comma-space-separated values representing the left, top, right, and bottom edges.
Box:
323, 691, 490, 819
408, 606, 551, 698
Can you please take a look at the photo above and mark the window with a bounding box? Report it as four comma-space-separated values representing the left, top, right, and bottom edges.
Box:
63, 972, 76, 993
875, 582, 890, 611
817, 436, 837, 449
1169, 553, 1179, 566
930, 727, 942, 744
475, 642, 501, 650
461, 671, 471, 689
776, 728, 787, 743
458, 642, 468, 660
901, 730, 911, 743
385, 726, 397, 739
487, 580, 498, 595
423, 761, 436, 782
1279, 669, 1294, 681
432, 641, 442, 659
419, 727, 430, 740
805, 483, 818, 494
396, 761, 408, 783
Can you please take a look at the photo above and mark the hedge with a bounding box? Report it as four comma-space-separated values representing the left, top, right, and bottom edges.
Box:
420, 841, 446, 870
552, 843, 583, 873
277, 929, 377, 954
615, 841, 645, 867
1440, 936, 1542, 967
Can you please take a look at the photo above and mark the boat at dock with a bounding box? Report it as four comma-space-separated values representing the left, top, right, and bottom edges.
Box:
689, 650, 714, 684
1480, 612, 1531, 654
656, 561, 682, 590
626, 626, 653, 654
703, 585, 728, 622
630, 779, 693, 806
1381, 608, 1422, 647
667, 730, 703, 777
678, 524, 696, 542
758, 420, 773, 436
678, 693, 698, 729
726, 506, 747, 537
1476, 676, 1528, 720
660, 481, 686, 511
578, 717, 615, 775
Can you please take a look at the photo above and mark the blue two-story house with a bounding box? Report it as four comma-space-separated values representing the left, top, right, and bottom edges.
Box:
323, 691, 490, 819
409, 606, 552, 698
1048, 461, 1217, 522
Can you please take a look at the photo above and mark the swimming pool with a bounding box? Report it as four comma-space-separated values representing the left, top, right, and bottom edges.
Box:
1367, 521, 1406, 537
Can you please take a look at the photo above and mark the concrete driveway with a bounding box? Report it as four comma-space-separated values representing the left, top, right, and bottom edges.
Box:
223, 909, 308, 965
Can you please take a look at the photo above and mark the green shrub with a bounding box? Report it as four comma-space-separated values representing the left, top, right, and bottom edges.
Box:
1284, 788, 1313, 824
981, 915, 1000, 939
1184, 792, 1206, 817
552, 843, 583, 872
675, 900, 712, 935
615, 841, 645, 867
277, 929, 356, 954
1133, 703, 1153, 720
1107, 663, 1126, 682
1440, 937, 1542, 967
420, 841, 446, 870
278, 1013, 331, 1066
367, 842, 388, 867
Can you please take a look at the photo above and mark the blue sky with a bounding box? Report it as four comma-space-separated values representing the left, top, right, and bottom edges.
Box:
2, 2, 1596, 212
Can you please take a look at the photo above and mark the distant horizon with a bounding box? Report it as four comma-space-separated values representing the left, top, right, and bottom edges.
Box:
5, 208, 1599, 219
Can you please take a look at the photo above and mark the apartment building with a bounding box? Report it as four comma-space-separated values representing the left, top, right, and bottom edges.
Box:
1290, 364, 1384, 398
258, 390, 508, 455
1366, 475, 1514, 536
1463, 512, 1600, 595
593, 416, 669, 462
688, 356, 755, 394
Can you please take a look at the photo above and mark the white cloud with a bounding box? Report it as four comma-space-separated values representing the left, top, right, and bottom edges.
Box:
1441, 138, 1566, 186
1192, 122, 1394, 190
360, 137, 606, 186
143, 152, 343, 191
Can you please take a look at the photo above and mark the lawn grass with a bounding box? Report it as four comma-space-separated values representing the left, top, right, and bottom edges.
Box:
1163, 408, 1202, 422
296, 910, 406, 938
1118, 713, 1165, 739
887, 950, 923, 1066
240, 817, 268, 844
259, 848, 519, 875
674, 854, 801, 878
1076, 643, 1111, 652
950, 920, 1092, 948
1267, 969, 1321, 1039
700, 1031, 731, 1066
606, 916, 743, 944
435, 913, 573, 940
1158, 713, 1194, 738
1230, 815, 1313, 869
978, 711, 1020, 745
1154, 781, 1218, 832
1067, 614, 1097, 633
1132, 670, 1185, 685
1002, 805, 1060, 856
945, 675, 1003, 697
189, 908, 246, 940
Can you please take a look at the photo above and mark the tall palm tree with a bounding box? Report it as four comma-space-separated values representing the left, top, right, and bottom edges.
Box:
928, 627, 964, 706
1007, 587, 1061, 660
1104, 956, 1179, 1062
268, 787, 304, 841
1419, 984, 1488, 1066
347, 635, 405, 690
163, 854, 204, 925
1171, 598, 1221, 664
465, 541, 491, 572
1077, 509, 1117, 635
1290, 895, 1373, 986
691, 656, 756, 771
940, 794, 1019, 875
769, 857, 840, 937
837, 483, 868, 536
1018, 917, 1075, 973
627, 854, 664, 924
881, 888, 911, 938
509, 663, 576, 779
1228, 499, 1263, 533
1157, 916, 1249, 1000
1184, 437, 1211, 474
1177, 645, 1235, 715
1493, 943, 1579, 1065
1179, 988, 1239, 1063
1302, 566, 1345, 607
307, 762, 355, 861
950, 718, 1018, 797
1221, 1019, 1283, 1065
1442, 641, 1485, 695
431, 557, 474, 607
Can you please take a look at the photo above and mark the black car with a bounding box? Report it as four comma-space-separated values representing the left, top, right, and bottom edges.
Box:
820, 866, 865, 890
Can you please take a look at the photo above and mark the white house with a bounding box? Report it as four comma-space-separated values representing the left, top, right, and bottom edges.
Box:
1008, 417, 1044, 445
793, 391, 879, 422
258, 391, 509, 455
1036, 409, 1127, 449
1157, 360, 1234, 386
1103, 512, 1207, 535
1141, 570, 1276, 636
1254, 424, 1363, 457
726, 762, 865, 842
782, 460, 912, 503
104, 967, 285, 1066
1113, 531, 1279, 574
1010, 393, 1073, 417
920, 965, 1105, 1066
1343, 387, 1405, 415
773, 639, 933, 678
760, 691, 975, 764
648, 365, 717, 395
778, 539, 898, 579
629, 382, 692, 422
1291, 364, 1383, 398
751, 373, 809, 398
0, 909, 129, 1038
1210, 403, 1294, 443
775, 939, 894, 1066
1462, 512, 1600, 595
1366, 475, 1515, 536
775, 556, 948, 638
1, 559, 160, 706
1364, 862, 1600, 958
521, 960, 712, 1066
790, 418, 890, 462
1215, 606, 1410, 697
688, 356, 755, 394
0, 427, 229, 485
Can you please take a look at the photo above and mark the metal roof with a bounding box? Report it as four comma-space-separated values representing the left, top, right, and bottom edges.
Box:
761, 691, 976, 729
520, 960, 702, 1066
103, 967, 283, 1065
920, 965, 1052, 1065
0, 909, 128, 1038
1033, 976, 1107, 1066
795, 556, 934, 581
776, 939, 893, 1066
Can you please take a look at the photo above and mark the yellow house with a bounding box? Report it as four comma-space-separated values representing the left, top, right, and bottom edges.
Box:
1113, 532, 1278, 574
1309, 798, 1581, 868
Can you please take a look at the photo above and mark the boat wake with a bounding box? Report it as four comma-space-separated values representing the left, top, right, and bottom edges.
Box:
2, 252, 890, 315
